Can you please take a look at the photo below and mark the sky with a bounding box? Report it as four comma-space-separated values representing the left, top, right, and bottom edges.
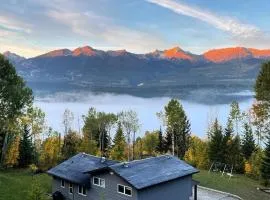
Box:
0, 0, 270, 58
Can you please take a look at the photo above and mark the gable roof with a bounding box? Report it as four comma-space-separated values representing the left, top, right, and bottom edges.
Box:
47, 153, 118, 186
48, 153, 198, 190
109, 155, 199, 190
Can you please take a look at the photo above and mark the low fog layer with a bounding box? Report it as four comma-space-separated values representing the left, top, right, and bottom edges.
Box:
34, 92, 254, 138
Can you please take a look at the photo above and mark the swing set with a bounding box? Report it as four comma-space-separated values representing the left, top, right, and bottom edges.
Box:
208, 162, 234, 179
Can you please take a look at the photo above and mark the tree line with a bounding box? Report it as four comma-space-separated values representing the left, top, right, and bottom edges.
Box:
1, 54, 270, 186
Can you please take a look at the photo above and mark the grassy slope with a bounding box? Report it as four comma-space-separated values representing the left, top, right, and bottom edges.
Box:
194, 170, 270, 200
0, 169, 52, 200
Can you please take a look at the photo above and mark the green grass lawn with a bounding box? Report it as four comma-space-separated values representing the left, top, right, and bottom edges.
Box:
0, 169, 52, 200
194, 170, 270, 200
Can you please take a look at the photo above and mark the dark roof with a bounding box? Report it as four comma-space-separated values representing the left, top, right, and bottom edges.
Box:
48, 153, 198, 190
109, 155, 199, 189
47, 153, 118, 186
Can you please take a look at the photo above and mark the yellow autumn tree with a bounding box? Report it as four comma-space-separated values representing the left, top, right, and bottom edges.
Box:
184, 136, 209, 169
39, 135, 61, 170
4, 135, 20, 167
245, 161, 252, 175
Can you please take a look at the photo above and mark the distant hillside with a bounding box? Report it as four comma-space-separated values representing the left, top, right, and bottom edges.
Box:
2, 46, 269, 103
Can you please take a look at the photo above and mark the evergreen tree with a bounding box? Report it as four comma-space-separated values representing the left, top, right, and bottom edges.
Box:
228, 135, 244, 173
18, 125, 34, 167
156, 127, 164, 154
164, 130, 172, 153
255, 61, 270, 106
254, 62, 270, 145
242, 123, 256, 160
260, 134, 270, 186
255, 61, 270, 185
110, 123, 126, 161
223, 119, 233, 164
175, 114, 191, 158
134, 137, 143, 159
164, 99, 191, 158
208, 119, 224, 163
62, 130, 80, 159
99, 126, 110, 157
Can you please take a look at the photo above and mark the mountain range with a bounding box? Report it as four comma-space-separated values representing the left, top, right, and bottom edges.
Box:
3, 46, 270, 104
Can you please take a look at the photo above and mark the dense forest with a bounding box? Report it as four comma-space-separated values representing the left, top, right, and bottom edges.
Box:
1, 53, 270, 196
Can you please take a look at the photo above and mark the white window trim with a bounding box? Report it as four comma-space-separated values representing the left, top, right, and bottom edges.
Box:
117, 184, 132, 197
61, 180, 65, 188
93, 177, 105, 188
69, 183, 73, 194
78, 185, 87, 196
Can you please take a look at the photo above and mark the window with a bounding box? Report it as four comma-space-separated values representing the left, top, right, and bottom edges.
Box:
78, 185, 87, 196
69, 183, 73, 194
93, 177, 105, 188
125, 187, 132, 196
93, 177, 99, 185
117, 184, 132, 197
100, 179, 105, 188
61, 180, 65, 188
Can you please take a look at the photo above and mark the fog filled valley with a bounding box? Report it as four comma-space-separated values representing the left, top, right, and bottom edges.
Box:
34, 91, 254, 138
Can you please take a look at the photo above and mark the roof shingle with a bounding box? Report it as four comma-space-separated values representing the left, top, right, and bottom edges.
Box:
47, 153, 118, 186
109, 155, 199, 189
47, 153, 198, 189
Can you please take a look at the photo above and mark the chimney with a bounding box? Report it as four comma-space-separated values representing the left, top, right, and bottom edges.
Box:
123, 162, 129, 168
101, 157, 106, 163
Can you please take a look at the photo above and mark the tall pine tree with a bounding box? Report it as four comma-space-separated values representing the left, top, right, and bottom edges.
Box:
18, 125, 34, 167
208, 119, 224, 163
156, 127, 164, 154
164, 130, 172, 153
255, 62, 270, 106
254, 61, 270, 185
164, 99, 191, 158
223, 119, 233, 164
229, 135, 244, 173
242, 123, 256, 160
260, 134, 270, 186
110, 123, 126, 161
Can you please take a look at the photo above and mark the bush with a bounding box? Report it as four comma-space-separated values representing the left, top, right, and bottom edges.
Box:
29, 164, 38, 174
27, 177, 46, 200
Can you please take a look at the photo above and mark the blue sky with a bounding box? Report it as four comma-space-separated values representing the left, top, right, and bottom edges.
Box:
0, 0, 269, 57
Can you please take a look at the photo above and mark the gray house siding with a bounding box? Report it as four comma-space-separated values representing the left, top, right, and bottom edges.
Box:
52, 171, 138, 200
52, 177, 89, 200
89, 171, 138, 200
137, 175, 193, 200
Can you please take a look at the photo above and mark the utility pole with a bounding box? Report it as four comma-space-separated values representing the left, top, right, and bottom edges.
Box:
132, 131, 136, 161
77, 116, 81, 135
172, 129, 175, 156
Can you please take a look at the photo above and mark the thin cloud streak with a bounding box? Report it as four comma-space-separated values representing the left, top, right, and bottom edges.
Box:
0, 16, 31, 34
147, 0, 260, 38
47, 9, 168, 53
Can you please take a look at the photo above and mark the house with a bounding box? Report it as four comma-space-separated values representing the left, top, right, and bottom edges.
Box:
47, 153, 199, 200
